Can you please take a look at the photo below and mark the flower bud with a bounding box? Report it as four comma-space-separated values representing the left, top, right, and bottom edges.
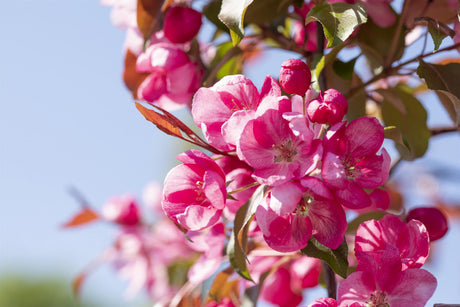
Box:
406, 207, 448, 241
279, 59, 311, 96
306, 88, 348, 125
102, 195, 140, 226
163, 6, 202, 44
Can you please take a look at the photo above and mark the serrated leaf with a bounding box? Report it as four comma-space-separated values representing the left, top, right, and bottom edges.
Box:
62, 208, 99, 228
218, 0, 254, 45
379, 87, 430, 160
415, 17, 455, 51
135, 102, 182, 137
305, 3, 367, 48
417, 59, 460, 124
346, 211, 387, 235
227, 202, 253, 281
301, 237, 348, 278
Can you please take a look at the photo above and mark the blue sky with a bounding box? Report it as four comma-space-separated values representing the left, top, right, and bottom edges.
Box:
1, 1, 460, 306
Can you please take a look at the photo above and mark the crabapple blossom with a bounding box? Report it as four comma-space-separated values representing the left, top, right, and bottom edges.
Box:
256, 177, 347, 252
406, 207, 449, 241
355, 214, 430, 270
338, 246, 437, 307
279, 59, 311, 96
136, 43, 202, 110
192, 75, 290, 151
292, 3, 318, 52
187, 223, 225, 284
248, 254, 321, 307
163, 5, 202, 43
102, 194, 140, 226
322, 117, 391, 209
238, 109, 322, 186
162, 149, 226, 231
307, 297, 338, 307
307, 89, 348, 125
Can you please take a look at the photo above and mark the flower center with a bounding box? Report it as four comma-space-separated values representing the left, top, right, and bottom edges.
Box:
195, 181, 205, 202
366, 290, 389, 307
295, 196, 312, 216
273, 139, 298, 163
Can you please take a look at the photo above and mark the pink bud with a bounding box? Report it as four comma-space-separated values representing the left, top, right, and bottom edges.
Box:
279, 59, 311, 96
406, 207, 448, 241
163, 6, 202, 44
306, 88, 348, 125
102, 195, 140, 226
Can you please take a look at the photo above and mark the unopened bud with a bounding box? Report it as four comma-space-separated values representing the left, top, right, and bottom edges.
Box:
306, 88, 348, 125
279, 59, 311, 96
406, 207, 448, 241
163, 6, 202, 43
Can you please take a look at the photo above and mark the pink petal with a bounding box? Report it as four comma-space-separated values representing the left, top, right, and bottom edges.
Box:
176, 204, 221, 231
334, 181, 371, 209
203, 170, 226, 210
308, 200, 347, 249
386, 269, 437, 307
338, 271, 375, 307
344, 117, 384, 158
270, 182, 303, 216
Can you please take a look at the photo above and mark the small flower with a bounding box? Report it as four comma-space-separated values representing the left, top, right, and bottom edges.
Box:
162, 149, 226, 231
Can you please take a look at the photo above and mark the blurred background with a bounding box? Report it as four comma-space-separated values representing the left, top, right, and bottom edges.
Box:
1, 1, 459, 306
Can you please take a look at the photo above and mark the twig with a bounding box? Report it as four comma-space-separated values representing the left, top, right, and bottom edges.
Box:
322, 261, 337, 299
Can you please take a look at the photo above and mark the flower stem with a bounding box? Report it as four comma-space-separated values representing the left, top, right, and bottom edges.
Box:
322, 261, 337, 299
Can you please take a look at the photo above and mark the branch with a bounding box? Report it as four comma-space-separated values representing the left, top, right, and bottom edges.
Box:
322, 261, 337, 299
430, 125, 460, 136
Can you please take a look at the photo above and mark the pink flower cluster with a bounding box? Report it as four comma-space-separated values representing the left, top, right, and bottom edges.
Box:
102, 0, 206, 110
163, 59, 391, 254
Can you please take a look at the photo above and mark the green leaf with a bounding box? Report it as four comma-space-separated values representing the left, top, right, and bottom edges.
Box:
417, 59, 460, 124
244, 0, 290, 26
378, 87, 430, 160
305, 3, 367, 48
332, 57, 357, 81
241, 270, 270, 307
227, 202, 253, 281
356, 16, 405, 73
301, 237, 348, 278
312, 43, 345, 86
218, 0, 254, 46
415, 17, 456, 51
346, 211, 387, 235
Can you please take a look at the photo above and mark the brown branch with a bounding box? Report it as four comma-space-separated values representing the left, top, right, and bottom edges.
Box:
322, 261, 337, 299
431, 125, 460, 136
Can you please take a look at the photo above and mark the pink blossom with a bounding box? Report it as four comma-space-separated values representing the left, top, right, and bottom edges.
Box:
307, 297, 338, 307
192, 75, 288, 151
112, 226, 174, 301
355, 214, 430, 270
206, 298, 236, 307
321, 117, 391, 208
292, 3, 318, 52
163, 5, 202, 43
406, 207, 448, 241
102, 194, 140, 226
162, 149, 226, 231
338, 247, 437, 307
307, 89, 348, 125
238, 109, 322, 186
279, 59, 311, 96
248, 254, 321, 307
136, 43, 202, 111
256, 177, 346, 252
187, 223, 225, 284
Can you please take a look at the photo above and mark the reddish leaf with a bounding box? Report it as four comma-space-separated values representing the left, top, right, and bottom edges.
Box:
135, 102, 182, 137
62, 207, 99, 228
72, 272, 86, 298
123, 50, 148, 98
137, 0, 165, 40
